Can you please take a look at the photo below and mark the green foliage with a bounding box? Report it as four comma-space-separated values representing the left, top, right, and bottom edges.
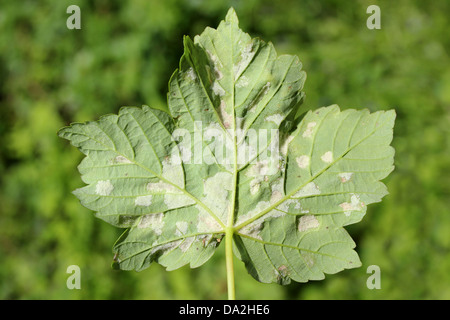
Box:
1, 0, 449, 299
59, 9, 395, 295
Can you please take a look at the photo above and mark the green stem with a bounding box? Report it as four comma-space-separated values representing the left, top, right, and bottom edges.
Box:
225, 226, 236, 300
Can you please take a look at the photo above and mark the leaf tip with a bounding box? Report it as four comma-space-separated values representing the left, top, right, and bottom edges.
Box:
57, 124, 73, 140
386, 108, 397, 121
225, 7, 239, 24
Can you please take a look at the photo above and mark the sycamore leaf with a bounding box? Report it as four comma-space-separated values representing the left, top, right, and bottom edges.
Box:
59, 8, 395, 285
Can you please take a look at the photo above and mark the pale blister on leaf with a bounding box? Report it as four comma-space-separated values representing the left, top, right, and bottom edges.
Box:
59, 8, 395, 284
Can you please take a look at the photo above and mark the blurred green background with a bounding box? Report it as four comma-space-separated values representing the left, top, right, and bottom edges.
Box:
1, 0, 449, 300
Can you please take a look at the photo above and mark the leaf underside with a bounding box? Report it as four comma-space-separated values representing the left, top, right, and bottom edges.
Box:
59, 8, 395, 285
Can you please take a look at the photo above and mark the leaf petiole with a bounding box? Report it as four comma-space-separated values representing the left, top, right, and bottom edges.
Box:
225, 226, 236, 300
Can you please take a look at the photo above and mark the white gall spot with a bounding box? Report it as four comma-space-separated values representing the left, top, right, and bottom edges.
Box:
236, 76, 249, 88
303, 252, 315, 267
249, 178, 261, 195
296, 155, 310, 169
175, 221, 188, 236
302, 122, 316, 138
212, 81, 225, 97
233, 43, 254, 80
206, 50, 223, 80
237, 204, 285, 241
321, 151, 333, 163
219, 100, 233, 129
265, 114, 284, 126
338, 172, 353, 183
277, 199, 303, 212
150, 240, 179, 255
147, 180, 180, 194
293, 182, 321, 198
339, 193, 363, 216
164, 194, 195, 210
298, 215, 320, 232
162, 156, 184, 188
262, 82, 271, 95
179, 237, 195, 253
242, 224, 263, 240
138, 213, 164, 235
196, 209, 222, 233
249, 160, 271, 176
201, 172, 233, 222
339, 202, 353, 213
95, 180, 114, 196
114, 156, 133, 164
186, 67, 197, 81
270, 190, 283, 204
135, 195, 153, 207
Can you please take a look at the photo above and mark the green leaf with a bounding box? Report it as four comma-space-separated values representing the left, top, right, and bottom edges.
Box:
59, 8, 395, 285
